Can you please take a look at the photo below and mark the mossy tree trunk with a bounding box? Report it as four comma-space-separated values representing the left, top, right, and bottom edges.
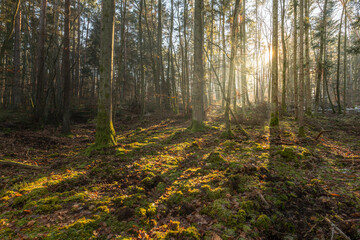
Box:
95, 0, 116, 147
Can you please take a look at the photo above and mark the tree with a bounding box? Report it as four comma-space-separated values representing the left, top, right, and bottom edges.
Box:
34, 0, 47, 125
298, 0, 305, 136
281, 0, 287, 114
12, 3, 21, 109
293, 0, 298, 119
225, 0, 241, 133
62, 0, 71, 134
191, 0, 205, 130
305, 0, 311, 115
270, 0, 279, 127
95, 0, 116, 146
336, 8, 344, 114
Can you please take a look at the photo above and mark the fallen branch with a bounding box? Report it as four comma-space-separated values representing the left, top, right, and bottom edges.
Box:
304, 222, 318, 238
256, 189, 270, 209
324, 217, 351, 240
315, 130, 332, 140
0, 160, 43, 170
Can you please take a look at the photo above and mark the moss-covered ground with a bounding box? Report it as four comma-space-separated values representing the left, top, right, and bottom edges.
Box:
0, 107, 359, 239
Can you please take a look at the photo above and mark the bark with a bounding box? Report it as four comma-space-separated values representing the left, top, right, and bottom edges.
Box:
298, 0, 305, 135
316, 0, 328, 113
305, 0, 311, 115
191, 0, 205, 129
95, 0, 116, 147
139, 0, 145, 119
281, 0, 287, 114
293, 0, 298, 119
343, 5, 347, 114
225, 0, 241, 132
270, 0, 279, 127
34, 0, 47, 125
62, 0, 71, 134
0, 0, 21, 67
336, 8, 344, 114
12, 5, 21, 109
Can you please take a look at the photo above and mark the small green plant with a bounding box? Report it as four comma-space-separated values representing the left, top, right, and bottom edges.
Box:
255, 214, 271, 230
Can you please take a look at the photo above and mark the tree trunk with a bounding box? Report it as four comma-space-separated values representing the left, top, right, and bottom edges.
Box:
225, 0, 241, 132
298, 0, 305, 135
62, 0, 71, 134
12, 5, 21, 109
34, 0, 47, 125
343, 4, 347, 114
305, 0, 311, 115
336, 8, 344, 114
191, 0, 205, 130
281, 0, 287, 114
139, 0, 145, 119
293, 0, 298, 119
270, 0, 279, 127
316, 0, 328, 113
95, 0, 116, 146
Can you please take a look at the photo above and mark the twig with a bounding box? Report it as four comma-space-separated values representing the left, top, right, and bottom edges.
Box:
256, 189, 270, 209
324, 217, 351, 240
304, 222, 318, 238
315, 130, 332, 140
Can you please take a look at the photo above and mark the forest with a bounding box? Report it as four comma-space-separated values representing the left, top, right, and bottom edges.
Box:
0, 0, 359, 239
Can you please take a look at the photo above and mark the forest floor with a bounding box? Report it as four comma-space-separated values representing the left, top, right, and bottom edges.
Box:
0, 106, 359, 240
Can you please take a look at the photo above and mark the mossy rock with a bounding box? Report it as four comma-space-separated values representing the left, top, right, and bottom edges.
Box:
255, 214, 271, 230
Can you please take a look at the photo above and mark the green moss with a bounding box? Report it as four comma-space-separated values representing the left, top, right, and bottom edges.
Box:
95, 206, 110, 213
146, 203, 157, 217
269, 113, 279, 127
203, 199, 235, 224
222, 140, 237, 150
255, 214, 271, 230
237, 209, 246, 223
167, 191, 184, 205
164, 226, 200, 240
201, 185, 227, 200
298, 126, 305, 137
48, 216, 101, 239
280, 147, 297, 161
240, 200, 258, 214
25, 196, 62, 213
206, 151, 226, 169
189, 120, 207, 132
220, 129, 234, 139
64, 192, 87, 202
